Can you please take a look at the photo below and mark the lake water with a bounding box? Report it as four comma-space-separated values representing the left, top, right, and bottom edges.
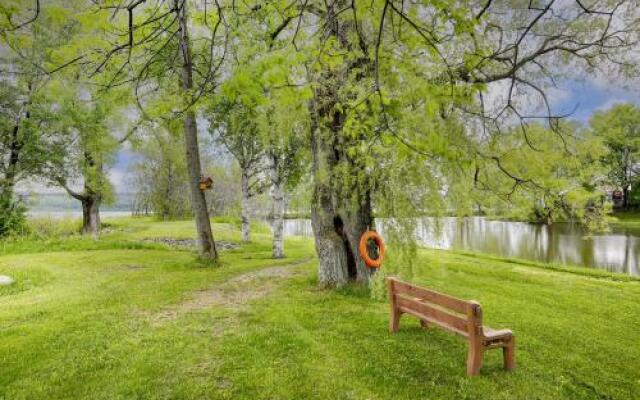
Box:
23, 193, 134, 219
283, 217, 640, 276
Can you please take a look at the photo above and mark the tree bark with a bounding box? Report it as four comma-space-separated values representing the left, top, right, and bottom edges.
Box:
270, 158, 285, 258
175, 0, 217, 259
240, 169, 250, 242
58, 181, 102, 236
81, 194, 101, 235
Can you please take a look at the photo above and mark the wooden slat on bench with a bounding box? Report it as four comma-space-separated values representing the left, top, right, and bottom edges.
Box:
395, 296, 470, 336
391, 279, 471, 314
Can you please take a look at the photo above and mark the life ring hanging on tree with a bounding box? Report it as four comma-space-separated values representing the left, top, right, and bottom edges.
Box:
359, 231, 385, 268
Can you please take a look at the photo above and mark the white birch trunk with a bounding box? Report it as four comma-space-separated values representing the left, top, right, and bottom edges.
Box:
241, 170, 250, 242
270, 159, 285, 258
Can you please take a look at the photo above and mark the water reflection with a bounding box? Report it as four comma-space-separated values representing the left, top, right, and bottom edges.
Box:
283, 217, 640, 276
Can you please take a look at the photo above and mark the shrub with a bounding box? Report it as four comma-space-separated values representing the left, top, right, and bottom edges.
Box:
0, 196, 28, 238
26, 216, 82, 239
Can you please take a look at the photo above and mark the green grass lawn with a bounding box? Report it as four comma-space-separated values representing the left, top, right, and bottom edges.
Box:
1, 217, 639, 399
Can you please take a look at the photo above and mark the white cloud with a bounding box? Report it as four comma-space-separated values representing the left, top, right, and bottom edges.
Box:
596, 98, 628, 112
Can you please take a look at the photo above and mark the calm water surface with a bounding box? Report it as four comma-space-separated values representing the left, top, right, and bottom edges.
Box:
283, 217, 640, 276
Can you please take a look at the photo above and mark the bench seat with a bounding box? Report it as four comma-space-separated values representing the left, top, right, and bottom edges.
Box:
482, 328, 513, 341
387, 277, 516, 376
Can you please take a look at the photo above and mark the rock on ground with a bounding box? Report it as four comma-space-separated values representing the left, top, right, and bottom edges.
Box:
0, 275, 14, 286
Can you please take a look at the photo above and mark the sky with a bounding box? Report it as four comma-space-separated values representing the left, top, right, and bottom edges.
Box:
551, 79, 640, 122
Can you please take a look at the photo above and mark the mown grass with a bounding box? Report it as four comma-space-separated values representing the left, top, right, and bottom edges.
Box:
1, 217, 639, 399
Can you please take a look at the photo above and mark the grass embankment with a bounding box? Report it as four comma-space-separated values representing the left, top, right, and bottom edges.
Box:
609, 210, 640, 229
1, 217, 639, 399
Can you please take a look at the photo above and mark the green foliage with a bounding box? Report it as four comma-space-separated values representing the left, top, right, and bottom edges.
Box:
0, 195, 27, 237
130, 124, 192, 220
25, 215, 83, 239
590, 103, 640, 207
206, 164, 241, 216
448, 123, 608, 228
42, 75, 128, 205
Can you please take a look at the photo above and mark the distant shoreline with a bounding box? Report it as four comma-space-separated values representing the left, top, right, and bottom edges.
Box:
21, 192, 134, 215
27, 211, 133, 218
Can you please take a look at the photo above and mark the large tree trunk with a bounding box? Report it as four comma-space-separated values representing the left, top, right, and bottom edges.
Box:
309, 1, 376, 288
175, 0, 217, 259
309, 99, 375, 287
270, 159, 285, 258
81, 194, 101, 235
240, 170, 250, 242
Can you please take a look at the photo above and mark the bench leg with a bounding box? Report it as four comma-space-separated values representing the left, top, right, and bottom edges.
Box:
389, 309, 401, 333
420, 319, 429, 329
503, 337, 516, 372
466, 341, 484, 376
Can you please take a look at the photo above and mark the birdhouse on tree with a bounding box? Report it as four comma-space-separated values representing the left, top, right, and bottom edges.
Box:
199, 176, 213, 191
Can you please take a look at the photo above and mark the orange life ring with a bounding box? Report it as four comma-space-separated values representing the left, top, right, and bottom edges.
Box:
359, 231, 385, 268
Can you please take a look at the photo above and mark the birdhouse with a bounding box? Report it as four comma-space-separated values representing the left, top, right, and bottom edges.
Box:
199, 176, 213, 191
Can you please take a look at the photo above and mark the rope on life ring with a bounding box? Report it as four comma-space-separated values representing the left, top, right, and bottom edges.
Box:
358, 231, 385, 268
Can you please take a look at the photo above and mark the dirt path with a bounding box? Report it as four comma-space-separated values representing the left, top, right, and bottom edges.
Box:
151, 257, 314, 324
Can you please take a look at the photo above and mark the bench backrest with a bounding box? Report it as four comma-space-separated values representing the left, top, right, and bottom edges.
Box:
387, 277, 482, 339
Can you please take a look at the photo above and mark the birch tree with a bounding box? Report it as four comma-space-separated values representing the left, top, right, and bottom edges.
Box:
260, 92, 308, 259
209, 96, 266, 242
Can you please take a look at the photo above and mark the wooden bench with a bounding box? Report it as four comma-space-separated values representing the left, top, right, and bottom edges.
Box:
386, 277, 515, 376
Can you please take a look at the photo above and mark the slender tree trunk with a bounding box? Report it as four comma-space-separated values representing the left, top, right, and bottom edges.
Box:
1, 136, 20, 215
240, 170, 250, 242
270, 158, 285, 258
175, 0, 217, 259
623, 184, 630, 209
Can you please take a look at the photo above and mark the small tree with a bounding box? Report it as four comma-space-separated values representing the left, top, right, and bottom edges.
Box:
590, 104, 640, 209
130, 122, 192, 220
259, 93, 308, 258
209, 97, 267, 242
45, 78, 125, 235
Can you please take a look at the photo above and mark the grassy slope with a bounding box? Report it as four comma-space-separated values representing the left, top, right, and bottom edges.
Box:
609, 210, 640, 229
1, 218, 639, 399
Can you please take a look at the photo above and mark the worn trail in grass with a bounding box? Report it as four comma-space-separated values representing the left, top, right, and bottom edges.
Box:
1, 218, 639, 399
